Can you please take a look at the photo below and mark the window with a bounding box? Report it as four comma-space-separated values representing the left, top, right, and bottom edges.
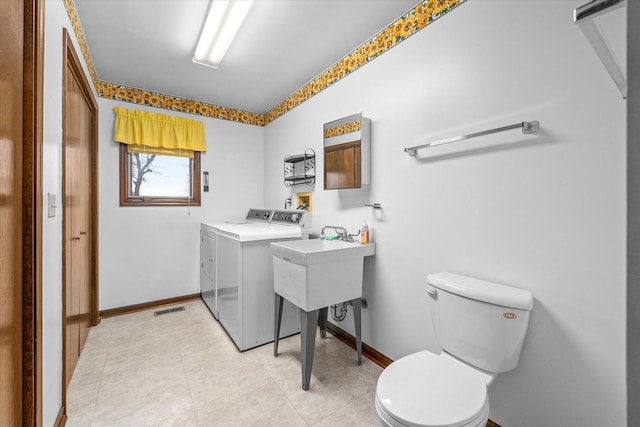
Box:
119, 144, 201, 206
113, 106, 206, 207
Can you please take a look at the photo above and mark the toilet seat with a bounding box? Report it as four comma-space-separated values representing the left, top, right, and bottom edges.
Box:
376, 394, 489, 427
375, 351, 489, 427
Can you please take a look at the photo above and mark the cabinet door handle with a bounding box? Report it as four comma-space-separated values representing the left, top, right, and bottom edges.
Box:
80, 231, 87, 235
72, 236, 80, 241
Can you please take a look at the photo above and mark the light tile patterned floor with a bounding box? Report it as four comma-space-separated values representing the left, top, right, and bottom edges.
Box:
66, 300, 383, 426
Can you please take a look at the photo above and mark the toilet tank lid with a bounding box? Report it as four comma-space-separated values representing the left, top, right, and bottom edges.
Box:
427, 272, 534, 311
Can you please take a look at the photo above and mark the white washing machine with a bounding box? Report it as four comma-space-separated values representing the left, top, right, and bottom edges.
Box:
200, 209, 310, 351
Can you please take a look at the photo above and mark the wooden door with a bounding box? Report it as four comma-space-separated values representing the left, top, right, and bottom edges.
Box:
0, 1, 25, 424
62, 29, 98, 389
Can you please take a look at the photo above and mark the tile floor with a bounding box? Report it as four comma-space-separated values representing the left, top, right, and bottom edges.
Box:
66, 300, 383, 426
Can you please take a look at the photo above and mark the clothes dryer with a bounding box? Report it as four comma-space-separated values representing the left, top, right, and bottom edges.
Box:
200, 209, 310, 350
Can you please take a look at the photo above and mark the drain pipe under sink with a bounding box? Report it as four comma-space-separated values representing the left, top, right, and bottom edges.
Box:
331, 298, 368, 322
331, 301, 350, 322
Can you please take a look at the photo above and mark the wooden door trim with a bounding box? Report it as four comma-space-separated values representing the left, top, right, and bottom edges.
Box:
20, 0, 45, 425
61, 27, 100, 415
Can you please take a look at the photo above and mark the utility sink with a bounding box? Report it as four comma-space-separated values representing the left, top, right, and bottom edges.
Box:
271, 239, 375, 312
272, 238, 376, 390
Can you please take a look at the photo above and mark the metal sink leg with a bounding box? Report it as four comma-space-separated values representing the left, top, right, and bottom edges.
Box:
352, 297, 362, 365
274, 294, 284, 357
318, 307, 328, 338
300, 308, 320, 390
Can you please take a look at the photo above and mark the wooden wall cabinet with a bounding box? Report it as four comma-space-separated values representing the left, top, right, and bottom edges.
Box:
323, 113, 370, 190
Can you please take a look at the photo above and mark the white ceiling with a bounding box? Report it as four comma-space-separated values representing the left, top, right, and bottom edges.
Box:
73, 0, 418, 114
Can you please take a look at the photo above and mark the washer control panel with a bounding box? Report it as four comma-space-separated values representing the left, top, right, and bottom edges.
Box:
246, 209, 273, 223
271, 209, 306, 225
245, 208, 310, 230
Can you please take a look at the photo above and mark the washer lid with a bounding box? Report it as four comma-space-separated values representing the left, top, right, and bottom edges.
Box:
376, 351, 488, 427
211, 222, 303, 242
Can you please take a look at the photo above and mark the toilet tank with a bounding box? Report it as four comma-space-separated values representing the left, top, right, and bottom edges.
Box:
426, 272, 534, 373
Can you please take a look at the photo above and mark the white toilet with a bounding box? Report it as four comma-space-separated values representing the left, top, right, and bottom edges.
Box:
375, 272, 534, 427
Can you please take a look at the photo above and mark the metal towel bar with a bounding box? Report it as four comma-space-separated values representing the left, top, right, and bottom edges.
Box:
404, 121, 540, 156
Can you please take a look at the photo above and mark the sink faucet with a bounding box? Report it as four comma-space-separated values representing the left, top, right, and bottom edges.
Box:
321, 226, 352, 242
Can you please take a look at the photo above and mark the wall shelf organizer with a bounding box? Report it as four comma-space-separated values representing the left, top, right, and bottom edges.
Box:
284, 148, 316, 187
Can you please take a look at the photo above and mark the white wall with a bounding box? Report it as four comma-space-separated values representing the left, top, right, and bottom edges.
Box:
98, 99, 265, 310
42, 1, 98, 424
264, 1, 626, 425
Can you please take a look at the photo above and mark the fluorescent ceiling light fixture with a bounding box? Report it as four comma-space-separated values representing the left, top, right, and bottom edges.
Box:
193, 0, 254, 69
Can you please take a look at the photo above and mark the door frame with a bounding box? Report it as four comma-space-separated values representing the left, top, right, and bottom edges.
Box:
13, 0, 45, 426
61, 27, 100, 414
21, 0, 45, 425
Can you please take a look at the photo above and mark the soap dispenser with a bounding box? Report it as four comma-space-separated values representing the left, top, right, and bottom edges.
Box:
360, 223, 369, 244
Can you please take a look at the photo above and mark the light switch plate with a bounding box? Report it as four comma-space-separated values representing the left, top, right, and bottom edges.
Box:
48, 193, 56, 218
203, 171, 209, 192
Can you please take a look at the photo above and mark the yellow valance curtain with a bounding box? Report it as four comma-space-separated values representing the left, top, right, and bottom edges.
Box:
113, 107, 206, 158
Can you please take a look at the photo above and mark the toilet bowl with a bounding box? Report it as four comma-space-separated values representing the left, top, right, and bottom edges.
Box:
374, 272, 534, 427
375, 351, 491, 427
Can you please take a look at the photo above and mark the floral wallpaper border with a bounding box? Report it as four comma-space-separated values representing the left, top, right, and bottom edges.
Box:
63, 0, 99, 87
97, 81, 265, 126
265, 0, 464, 125
66, 0, 465, 127
324, 121, 361, 139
